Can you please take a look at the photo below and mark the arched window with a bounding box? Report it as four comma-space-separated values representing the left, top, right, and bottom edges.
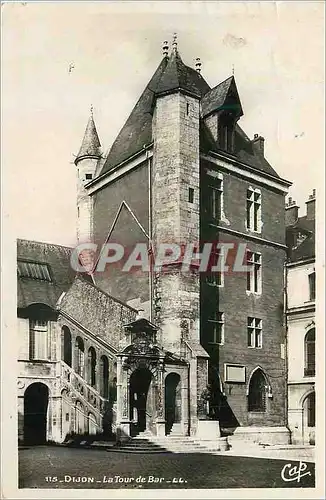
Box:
100, 355, 109, 398
304, 329, 315, 377
75, 337, 84, 377
248, 369, 267, 412
88, 347, 96, 387
305, 392, 315, 427
62, 327, 72, 367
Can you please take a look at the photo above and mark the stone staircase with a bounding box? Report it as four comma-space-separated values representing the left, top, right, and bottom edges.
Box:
110, 429, 222, 454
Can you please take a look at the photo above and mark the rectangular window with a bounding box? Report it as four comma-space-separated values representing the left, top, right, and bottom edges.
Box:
208, 180, 223, 220
207, 312, 224, 344
18, 260, 52, 282
308, 272, 316, 301
247, 317, 262, 348
29, 319, 49, 360
206, 247, 223, 286
85, 173, 93, 180
246, 251, 262, 294
188, 187, 194, 203
246, 188, 261, 232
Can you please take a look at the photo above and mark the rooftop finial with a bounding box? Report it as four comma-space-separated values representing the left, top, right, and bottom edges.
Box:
162, 40, 169, 57
90, 104, 94, 117
195, 57, 202, 73
172, 33, 178, 53
232, 64, 235, 76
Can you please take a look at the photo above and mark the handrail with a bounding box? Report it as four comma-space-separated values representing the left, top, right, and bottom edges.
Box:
60, 360, 110, 407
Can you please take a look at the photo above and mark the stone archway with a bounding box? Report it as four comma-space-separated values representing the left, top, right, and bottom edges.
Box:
129, 368, 152, 435
24, 383, 49, 445
165, 373, 181, 435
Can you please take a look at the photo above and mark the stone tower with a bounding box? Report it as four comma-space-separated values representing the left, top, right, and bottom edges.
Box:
151, 44, 201, 354
74, 110, 102, 243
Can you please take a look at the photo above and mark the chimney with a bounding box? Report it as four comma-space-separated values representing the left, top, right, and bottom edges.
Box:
305, 189, 316, 220
285, 197, 299, 226
252, 133, 265, 156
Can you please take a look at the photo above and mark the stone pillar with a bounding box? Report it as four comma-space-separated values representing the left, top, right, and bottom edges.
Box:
155, 360, 166, 436
71, 334, 77, 372
116, 356, 130, 442
181, 369, 189, 436
95, 348, 100, 393
84, 339, 90, 383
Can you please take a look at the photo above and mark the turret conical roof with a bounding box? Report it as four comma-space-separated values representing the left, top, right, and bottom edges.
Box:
75, 114, 102, 165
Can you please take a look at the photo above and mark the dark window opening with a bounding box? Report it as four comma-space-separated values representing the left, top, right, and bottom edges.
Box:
208, 181, 222, 220
207, 312, 224, 344
186, 103, 190, 115
218, 113, 234, 152
308, 272, 316, 301
85, 173, 93, 180
307, 392, 315, 427
304, 329, 315, 377
188, 187, 194, 203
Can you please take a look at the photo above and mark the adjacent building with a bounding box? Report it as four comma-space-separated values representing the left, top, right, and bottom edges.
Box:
286, 191, 316, 445
17, 39, 293, 447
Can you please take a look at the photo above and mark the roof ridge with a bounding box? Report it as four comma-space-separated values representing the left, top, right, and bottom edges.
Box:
17, 238, 73, 251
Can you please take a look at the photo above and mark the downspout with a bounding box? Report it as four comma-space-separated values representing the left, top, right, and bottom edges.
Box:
284, 258, 291, 442
147, 150, 153, 322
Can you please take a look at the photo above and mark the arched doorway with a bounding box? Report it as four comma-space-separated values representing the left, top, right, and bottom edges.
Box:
248, 368, 267, 412
129, 368, 152, 435
24, 383, 49, 445
165, 373, 181, 434
303, 391, 315, 444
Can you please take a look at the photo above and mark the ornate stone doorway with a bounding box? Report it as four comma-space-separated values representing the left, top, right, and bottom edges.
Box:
165, 373, 181, 434
129, 367, 152, 434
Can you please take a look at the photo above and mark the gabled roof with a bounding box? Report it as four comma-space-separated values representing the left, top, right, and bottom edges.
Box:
201, 76, 243, 118
17, 239, 75, 310
200, 120, 280, 178
75, 115, 102, 165
100, 53, 211, 176
99, 50, 280, 179
99, 57, 168, 175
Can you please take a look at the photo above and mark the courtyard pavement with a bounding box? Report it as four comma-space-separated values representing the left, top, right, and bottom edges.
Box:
18, 445, 315, 490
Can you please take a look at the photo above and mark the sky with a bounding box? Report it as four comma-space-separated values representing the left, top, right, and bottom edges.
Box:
2, 1, 325, 247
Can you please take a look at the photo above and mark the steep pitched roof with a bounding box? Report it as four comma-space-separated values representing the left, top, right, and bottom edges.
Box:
100, 54, 211, 175
75, 115, 102, 165
99, 52, 280, 179
17, 239, 76, 309
100, 57, 168, 175
155, 49, 210, 97
201, 76, 243, 118
200, 120, 280, 178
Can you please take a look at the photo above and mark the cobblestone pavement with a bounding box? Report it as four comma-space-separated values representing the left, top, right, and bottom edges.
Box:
18, 446, 315, 490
